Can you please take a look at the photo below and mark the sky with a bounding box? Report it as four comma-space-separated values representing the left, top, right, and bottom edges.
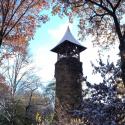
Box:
29, 14, 119, 85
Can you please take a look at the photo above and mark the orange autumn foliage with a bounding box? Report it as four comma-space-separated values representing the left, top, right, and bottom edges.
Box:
0, 0, 49, 48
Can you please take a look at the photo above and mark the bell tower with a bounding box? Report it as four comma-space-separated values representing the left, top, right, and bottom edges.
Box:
51, 27, 86, 124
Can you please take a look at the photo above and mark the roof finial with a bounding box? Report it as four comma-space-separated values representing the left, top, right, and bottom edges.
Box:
66, 25, 71, 33
67, 26, 70, 30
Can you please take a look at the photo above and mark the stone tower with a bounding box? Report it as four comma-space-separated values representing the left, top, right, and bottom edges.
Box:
51, 27, 86, 125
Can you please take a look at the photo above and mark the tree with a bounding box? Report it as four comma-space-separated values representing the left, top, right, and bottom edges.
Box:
71, 55, 125, 125
0, 0, 49, 47
44, 82, 56, 105
0, 89, 53, 125
0, 44, 43, 125
52, 0, 125, 85
22, 90, 53, 125
0, 74, 11, 125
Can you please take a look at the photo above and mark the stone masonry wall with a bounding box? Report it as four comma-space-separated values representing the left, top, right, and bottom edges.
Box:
53, 57, 83, 125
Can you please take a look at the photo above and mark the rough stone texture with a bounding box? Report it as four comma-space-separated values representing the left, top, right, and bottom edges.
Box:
53, 57, 83, 125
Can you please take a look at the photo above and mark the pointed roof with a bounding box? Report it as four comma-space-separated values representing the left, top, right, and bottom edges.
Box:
58, 27, 82, 46
51, 27, 86, 53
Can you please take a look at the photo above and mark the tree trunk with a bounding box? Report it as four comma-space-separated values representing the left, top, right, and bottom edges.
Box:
112, 14, 125, 85
119, 35, 125, 85
0, 31, 3, 47
0, 39, 2, 47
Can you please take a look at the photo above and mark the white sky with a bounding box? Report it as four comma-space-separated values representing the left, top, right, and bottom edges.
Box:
29, 17, 119, 85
